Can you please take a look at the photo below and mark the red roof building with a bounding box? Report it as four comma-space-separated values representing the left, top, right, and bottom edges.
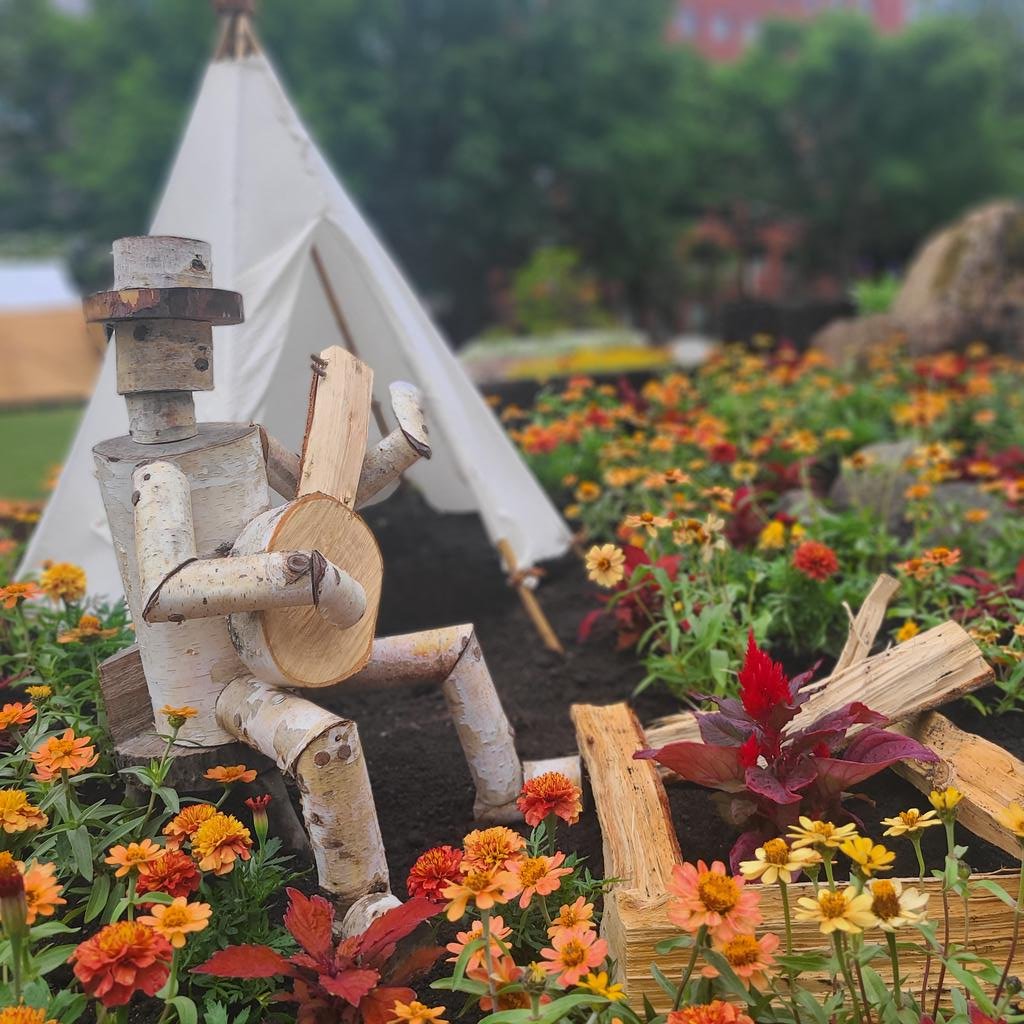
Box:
668, 0, 909, 62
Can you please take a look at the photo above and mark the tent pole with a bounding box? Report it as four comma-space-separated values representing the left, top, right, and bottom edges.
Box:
309, 245, 390, 437
497, 538, 565, 656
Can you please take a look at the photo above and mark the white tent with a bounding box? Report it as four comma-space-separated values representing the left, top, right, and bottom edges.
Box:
21, 9, 571, 600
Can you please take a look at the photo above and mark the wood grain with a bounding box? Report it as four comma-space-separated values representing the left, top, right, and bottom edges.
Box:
833, 572, 900, 674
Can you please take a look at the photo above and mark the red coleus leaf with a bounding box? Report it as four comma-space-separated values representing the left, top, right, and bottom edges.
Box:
635, 741, 745, 790
360, 986, 417, 1024
811, 728, 937, 801
192, 943, 293, 979
387, 943, 446, 986
786, 701, 888, 755
744, 764, 809, 805
357, 896, 438, 966
318, 968, 380, 1006
577, 608, 605, 644
284, 887, 335, 962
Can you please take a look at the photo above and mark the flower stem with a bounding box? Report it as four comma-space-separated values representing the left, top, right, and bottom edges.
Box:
930, 882, 952, 1019
673, 924, 706, 1011
911, 838, 926, 882
480, 909, 499, 1009
779, 879, 794, 957
834, 933, 864, 1024
886, 931, 902, 1009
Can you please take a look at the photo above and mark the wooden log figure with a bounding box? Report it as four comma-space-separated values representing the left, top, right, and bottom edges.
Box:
88, 235, 560, 925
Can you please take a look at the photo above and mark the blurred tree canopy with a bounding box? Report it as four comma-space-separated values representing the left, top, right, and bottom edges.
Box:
0, 0, 1021, 337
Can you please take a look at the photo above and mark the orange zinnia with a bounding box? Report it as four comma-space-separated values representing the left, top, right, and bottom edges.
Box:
668, 860, 762, 942
20, 860, 66, 925
191, 812, 252, 875
516, 771, 582, 827
57, 614, 118, 644
162, 803, 218, 850
137, 850, 201, 902
548, 895, 595, 936
139, 896, 211, 948
104, 839, 163, 878
667, 1000, 754, 1024
507, 851, 573, 909
0, 583, 42, 609
442, 867, 519, 921
0, 791, 47, 834
0, 703, 36, 732
445, 914, 512, 971
70, 920, 172, 1008
462, 826, 527, 871
29, 729, 98, 781
203, 764, 257, 785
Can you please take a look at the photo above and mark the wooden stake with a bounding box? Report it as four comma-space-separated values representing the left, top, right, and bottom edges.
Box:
497, 538, 564, 656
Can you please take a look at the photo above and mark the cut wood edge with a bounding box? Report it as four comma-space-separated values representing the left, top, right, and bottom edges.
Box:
832, 571, 900, 674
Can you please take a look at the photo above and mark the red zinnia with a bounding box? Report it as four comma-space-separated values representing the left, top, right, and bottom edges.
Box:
516, 771, 583, 827
70, 920, 172, 1007
136, 850, 201, 902
792, 541, 839, 582
407, 845, 464, 902
738, 633, 790, 723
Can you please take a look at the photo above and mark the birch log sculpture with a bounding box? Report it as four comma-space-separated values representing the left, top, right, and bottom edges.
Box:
89, 235, 559, 917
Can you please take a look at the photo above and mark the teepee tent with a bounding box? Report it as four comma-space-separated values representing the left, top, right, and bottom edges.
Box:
21, 1, 571, 605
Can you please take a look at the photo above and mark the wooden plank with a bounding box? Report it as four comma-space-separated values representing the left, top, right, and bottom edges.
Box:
833, 572, 900, 674
298, 345, 373, 509
572, 702, 682, 988
894, 710, 1024, 859
644, 621, 992, 752
616, 870, 1024, 1010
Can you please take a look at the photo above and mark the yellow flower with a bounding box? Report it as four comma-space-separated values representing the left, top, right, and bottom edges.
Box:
622, 511, 671, 537
38, 561, 86, 603
929, 787, 963, 815
730, 461, 758, 482
866, 878, 928, 931
0, 791, 48, 834
139, 896, 211, 948
389, 1001, 448, 1024
575, 481, 601, 504
740, 838, 821, 885
794, 886, 875, 934
585, 544, 626, 588
576, 970, 626, 1001
964, 508, 990, 524
840, 837, 894, 878
881, 808, 941, 838
895, 620, 920, 644
24, 685, 52, 702
787, 818, 859, 851
997, 802, 1024, 839
757, 521, 786, 551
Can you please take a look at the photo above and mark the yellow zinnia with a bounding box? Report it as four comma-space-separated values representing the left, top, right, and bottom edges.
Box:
795, 886, 875, 935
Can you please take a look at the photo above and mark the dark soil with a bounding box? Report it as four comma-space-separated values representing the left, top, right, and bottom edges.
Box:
344, 487, 1022, 888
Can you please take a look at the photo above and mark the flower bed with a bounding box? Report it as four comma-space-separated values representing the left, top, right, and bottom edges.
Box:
507, 341, 1024, 708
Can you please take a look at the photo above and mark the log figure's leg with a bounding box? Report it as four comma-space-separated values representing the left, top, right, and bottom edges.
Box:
348, 626, 524, 822
215, 676, 394, 913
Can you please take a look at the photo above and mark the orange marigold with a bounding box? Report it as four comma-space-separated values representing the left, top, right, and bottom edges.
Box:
104, 839, 163, 878
517, 771, 582, 827
792, 541, 839, 582
667, 1000, 754, 1024
29, 729, 98, 781
70, 920, 172, 1008
407, 845, 464, 902
0, 791, 46, 834
39, 562, 86, 603
162, 803, 218, 850
462, 826, 527, 871
191, 812, 252, 875
0, 704, 35, 732
20, 860, 65, 925
0, 1008, 58, 1024
136, 850, 201, 902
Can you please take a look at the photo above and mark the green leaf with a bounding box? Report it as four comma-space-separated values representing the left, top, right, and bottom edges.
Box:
972, 878, 1018, 908
68, 825, 93, 881
33, 943, 79, 975
654, 934, 693, 955
83, 872, 110, 922
482, 994, 598, 1024
170, 995, 199, 1024
649, 962, 678, 999
776, 951, 833, 974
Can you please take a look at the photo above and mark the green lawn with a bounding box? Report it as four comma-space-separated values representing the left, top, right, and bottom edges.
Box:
0, 405, 83, 499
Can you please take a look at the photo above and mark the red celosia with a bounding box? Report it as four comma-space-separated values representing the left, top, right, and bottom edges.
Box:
737, 633, 790, 724
792, 540, 839, 582
70, 920, 172, 1007
406, 845, 464, 902
136, 850, 201, 902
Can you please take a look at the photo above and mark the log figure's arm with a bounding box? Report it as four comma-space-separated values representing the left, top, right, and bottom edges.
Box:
260, 381, 432, 506
132, 461, 365, 628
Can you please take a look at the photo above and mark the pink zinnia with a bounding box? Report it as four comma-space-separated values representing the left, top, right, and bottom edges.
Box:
540, 926, 608, 986
667, 860, 763, 942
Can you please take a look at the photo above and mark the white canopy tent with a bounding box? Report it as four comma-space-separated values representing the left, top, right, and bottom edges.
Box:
21, 8, 571, 602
